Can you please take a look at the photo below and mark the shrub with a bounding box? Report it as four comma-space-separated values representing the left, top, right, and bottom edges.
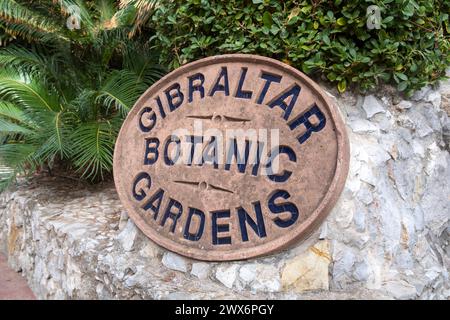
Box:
0, 0, 163, 190
149, 0, 450, 95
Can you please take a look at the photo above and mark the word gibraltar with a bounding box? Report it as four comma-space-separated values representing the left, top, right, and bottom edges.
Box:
138, 65, 326, 144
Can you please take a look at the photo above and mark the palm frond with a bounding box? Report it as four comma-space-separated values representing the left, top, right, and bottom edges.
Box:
0, 117, 32, 135
119, 0, 158, 36
0, 100, 29, 124
70, 121, 116, 180
96, 70, 147, 116
30, 110, 74, 161
0, 166, 15, 192
70, 89, 97, 122
0, 68, 61, 113
123, 43, 165, 83
97, 0, 116, 24
0, 142, 35, 168
113, 2, 137, 28
0, 45, 65, 83
0, 143, 36, 191
0, 26, 15, 46
0, 0, 165, 186
0, 0, 68, 43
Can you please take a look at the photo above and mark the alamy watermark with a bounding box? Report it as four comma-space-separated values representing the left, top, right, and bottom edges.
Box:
150, 119, 285, 177
56, 2, 81, 30
366, 5, 382, 30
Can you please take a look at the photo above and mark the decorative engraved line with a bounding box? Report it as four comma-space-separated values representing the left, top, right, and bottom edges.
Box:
186, 115, 213, 120
173, 180, 234, 194
209, 183, 234, 194
223, 116, 251, 122
186, 115, 250, 122
173, 180, 199, 186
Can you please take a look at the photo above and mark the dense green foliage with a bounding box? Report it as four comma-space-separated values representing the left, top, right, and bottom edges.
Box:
149, 0, 449, 94
0, 0, 163, 190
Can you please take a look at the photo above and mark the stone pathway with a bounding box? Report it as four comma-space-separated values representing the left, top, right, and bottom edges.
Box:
0, 254, 35, 300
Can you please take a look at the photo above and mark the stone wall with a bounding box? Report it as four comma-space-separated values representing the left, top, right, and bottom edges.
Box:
0, 77, 449, 300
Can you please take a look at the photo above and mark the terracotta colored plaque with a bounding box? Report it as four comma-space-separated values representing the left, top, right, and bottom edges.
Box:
114, 54, 349, 261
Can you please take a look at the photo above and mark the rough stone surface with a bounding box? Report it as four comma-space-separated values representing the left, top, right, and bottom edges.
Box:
396, 100, 413, 110
362, 95, 385, 119
1, 78, 449, 300
281, 241, 330, 292
239, 263, 281, 292
215, 265, 239, 289
161, 252, 189, 273
191, 262, 210, 280
116, 220, 138, 252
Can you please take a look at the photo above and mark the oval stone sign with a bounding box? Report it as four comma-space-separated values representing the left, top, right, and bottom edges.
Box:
114, 54, 349, 261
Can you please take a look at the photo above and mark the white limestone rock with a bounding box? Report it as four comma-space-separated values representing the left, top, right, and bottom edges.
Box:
362, 95, 385, 119
161, 252, 189, 273
348, 118, 379, 134
425, 91, 441, 109
396, 100, 413, 110
239, 264, 281, 292
215, 264, 239, 289
116, 220, 138, 252
191, 262, 210, 280
382, 280, 417, 300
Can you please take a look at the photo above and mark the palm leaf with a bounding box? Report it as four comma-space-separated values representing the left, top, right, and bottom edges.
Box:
0, 0, 68, 43
0, 46, 64, 83
0, 100, 29, 124
70, 89, 97, 122
0, 69, 61, 113
0, 143, 36, 191
0, 165, 15, 191
123, 43, 165, 84
70, 121, 116, 180
0, 117, 32, 135
0, 142, 35, 168
0, 0, 165, 186
30, 110, 74, 162
119, 0, 158, 36
96, 70, 147, 116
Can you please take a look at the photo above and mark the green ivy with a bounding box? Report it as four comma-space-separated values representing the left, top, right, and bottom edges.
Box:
149, 0, 450, 95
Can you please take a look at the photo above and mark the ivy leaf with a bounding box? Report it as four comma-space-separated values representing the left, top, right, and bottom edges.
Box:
336, 17, 346, 26
383, 16, 394, 24
398, 81, 408, 91
288, 7, 300, 22
395, 72, 408, 81
402, 1, 415, 17
338, 79, 347, 93
327, 72, 337, 81
288, 16, 300, 25
263, 12, 273, 28
327, 11, 334, 20
270, 25, 280, 35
